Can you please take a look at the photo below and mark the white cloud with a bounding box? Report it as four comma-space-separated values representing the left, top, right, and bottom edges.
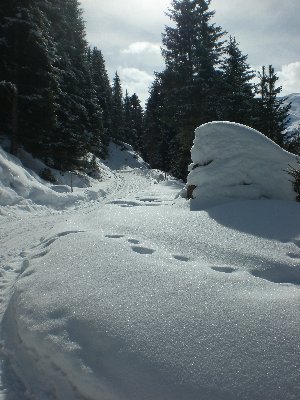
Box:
118, 67, 154, 106
121, 42, 161, 55
277, 62, 300, 96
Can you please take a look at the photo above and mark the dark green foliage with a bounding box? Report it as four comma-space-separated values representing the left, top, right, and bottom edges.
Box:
217, 36, 255, 125
0, 0, 108, 171
253, 65, 291, 146
144, 0, 225, 179
43, 0, 104, 169
40, 167, 56, 183
0, 0, 57, 157
142, 78, 172, 172
286, 159, 300, 201
123, 92, 143, 151
87, 46, 112, 152
111, 72, 124, 142
283, 125, 300, 155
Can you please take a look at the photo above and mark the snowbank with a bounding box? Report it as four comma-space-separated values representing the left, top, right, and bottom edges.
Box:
0, 147, 83, 208
2, 189, 300, 400
104, 142, 150, 170
0, 142, 150, 210
187, 122, 298, 209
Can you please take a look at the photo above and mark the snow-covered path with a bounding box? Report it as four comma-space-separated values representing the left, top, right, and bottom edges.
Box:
0, 144, 300, 399
0, 165, 181, 399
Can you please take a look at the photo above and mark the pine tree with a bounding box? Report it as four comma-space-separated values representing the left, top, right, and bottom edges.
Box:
254, 65, 291, 146
283, 124, 300, 155
123, 91, 144, 151
111, 72, 124, 142
217, 36, 255, 125
159, 0, 225, 179
142, 78, 173, 172
88, 46, 112, 147
129, 93, 144, 151
0, 0, 57, 158
44, 0, 101, 169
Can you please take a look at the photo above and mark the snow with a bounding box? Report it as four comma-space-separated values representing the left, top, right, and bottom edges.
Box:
284, 93, 300, 132
187, 121, 298, 209
0, 137, 300, 400
0, 146, 83, 209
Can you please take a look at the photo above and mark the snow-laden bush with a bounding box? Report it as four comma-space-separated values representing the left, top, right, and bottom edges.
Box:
186, 122, 298, 209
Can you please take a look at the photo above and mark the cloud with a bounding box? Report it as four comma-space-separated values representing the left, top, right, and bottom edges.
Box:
277, 62, 300, 96
121, 42, 161, 55
118, 67, 154, 106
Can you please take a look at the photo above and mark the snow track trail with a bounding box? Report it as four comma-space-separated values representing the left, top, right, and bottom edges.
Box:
0, 158, 299, 399
0, 167, 182, 399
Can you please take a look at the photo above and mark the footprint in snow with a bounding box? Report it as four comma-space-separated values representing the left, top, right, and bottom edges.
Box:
128, 239, 140, 244
131, 246, 155, 255
105, 234, 124, 239
57, 230, 84, 238
40, 231, 84, 249
173, 255, 190, 262
211, 266, 236, 274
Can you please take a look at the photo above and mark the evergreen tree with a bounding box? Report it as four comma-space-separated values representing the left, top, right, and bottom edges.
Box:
217, 36, 255, 125
111, 72, 124, 142
142, 78, 173, 172
88, 46, 112, 148
44, 0, 104, 169
159, 0, 225, 179
0, 0, 109, 171
129, 93, 144, 151
253, 65, 291, 146
0, 0, 57, 158
283, 124, 300, 155
123, 91, 144, 151
123, 90, 131, 145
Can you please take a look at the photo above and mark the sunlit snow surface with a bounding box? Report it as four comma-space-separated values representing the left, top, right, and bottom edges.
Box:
0, 136, 300, 400
187, 122, 298, 209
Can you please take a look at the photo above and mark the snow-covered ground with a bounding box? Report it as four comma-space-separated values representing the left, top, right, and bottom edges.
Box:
0, 132, 300, 399
284, 93, 300, 132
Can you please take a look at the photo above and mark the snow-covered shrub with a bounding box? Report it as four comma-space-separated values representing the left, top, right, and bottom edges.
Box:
186, 121, 298, 209
40, 168, 57, 183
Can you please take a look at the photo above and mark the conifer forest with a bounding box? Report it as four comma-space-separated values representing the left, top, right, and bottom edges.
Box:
0, 0, 296, 180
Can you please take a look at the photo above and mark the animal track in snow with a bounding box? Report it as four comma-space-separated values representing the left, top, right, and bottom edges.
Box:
173, 255, 190, 262
40, 231, 84, 249
31, 250, 49, 259
131, 246, 155, 255
109, 200, 140, 207
43, 238, 57, 248
211, 266, 236, 274
57, 230, 83, 238
250, 265, 300, 285
105, 234, 124, 239
128, 239, 140, 244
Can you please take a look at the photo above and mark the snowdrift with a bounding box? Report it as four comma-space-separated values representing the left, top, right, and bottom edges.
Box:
187, 122, 298, 209
0, 142, 150, 210
0, 147, 84, 209
2, 198, 300, 400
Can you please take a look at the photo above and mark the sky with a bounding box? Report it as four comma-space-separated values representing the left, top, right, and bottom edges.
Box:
80, 0, 300, 106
